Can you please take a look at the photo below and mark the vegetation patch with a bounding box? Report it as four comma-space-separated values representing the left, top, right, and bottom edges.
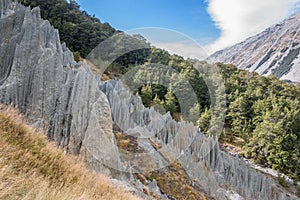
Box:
0, 106, 139, 200
146, 161, 208, 200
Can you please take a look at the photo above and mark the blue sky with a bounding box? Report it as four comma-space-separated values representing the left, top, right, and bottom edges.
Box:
76, 0, 300, 58
76, 0, 219, 45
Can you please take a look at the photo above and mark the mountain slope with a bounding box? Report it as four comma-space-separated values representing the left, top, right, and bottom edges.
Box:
0, 105, 139, 200
207, 12, 300, 82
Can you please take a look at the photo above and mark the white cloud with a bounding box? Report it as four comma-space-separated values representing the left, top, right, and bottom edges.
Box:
154, 40, 209, 59
127, 28, 210, 59
205, 0, 300, 54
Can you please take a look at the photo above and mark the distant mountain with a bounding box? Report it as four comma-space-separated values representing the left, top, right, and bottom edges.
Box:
207, 12, 300, 83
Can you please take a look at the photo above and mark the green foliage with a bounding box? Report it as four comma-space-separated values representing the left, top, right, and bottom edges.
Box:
152, 95, 165, 114
188, 103, 201, 124
73, 52, 81, 62
181, 66, 210, 107
128, 61, 299, 182
140, 85, 153, 107
296, 185, 300, 196
227, 94, 253, 139
197, 107, 211, 133
220, 64, 300, 181
163, 88, 178, 115
18, 0, 117, 58
278, 175, 288, 188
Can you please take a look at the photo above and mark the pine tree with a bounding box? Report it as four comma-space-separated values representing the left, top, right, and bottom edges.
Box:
164, 88, 178, 114
187, 103, 201, 124
197, 107, 211, 134
153, 94, 165, 114
140, 84, 153, 107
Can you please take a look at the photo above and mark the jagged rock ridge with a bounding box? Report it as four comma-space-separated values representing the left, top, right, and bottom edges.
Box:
207, 13, 300, 83
101, 80, 299, 200
0, 0, 120, 175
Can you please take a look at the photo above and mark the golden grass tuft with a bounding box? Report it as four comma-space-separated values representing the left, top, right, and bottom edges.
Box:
146, 161, 208, 200
0, 105, 140, 200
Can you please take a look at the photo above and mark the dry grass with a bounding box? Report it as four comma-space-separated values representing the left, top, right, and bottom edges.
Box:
0, 105, 140, 200
84, 59, 113, 81
143, 140, 208, 200
115, 132, 144, 153
145, 161, 208, 200
115, 131, 208, 200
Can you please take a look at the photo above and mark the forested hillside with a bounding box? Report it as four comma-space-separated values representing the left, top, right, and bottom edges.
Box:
218, 64, 300, 182
18, 0, 117, 58
18, 0, 300, 184
124, 60, 300, 182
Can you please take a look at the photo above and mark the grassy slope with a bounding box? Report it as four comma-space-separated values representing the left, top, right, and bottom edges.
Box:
0, 105, 139, 200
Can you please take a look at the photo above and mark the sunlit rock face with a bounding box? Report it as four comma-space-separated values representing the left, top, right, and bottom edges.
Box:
0, 0, 121, 175
101, 80, 299, 200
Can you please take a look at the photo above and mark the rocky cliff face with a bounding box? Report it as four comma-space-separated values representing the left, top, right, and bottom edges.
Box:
101, 80, 299, 200
207, 13, 300, 83
0, 0, 120, 175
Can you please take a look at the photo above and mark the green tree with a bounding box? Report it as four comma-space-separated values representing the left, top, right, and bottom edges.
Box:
197, 107, 212, 134
227, 95, 252, 139
187, 103, 201, 124
140, 84, 153, 107
164, 88, 178, 115
152, 94, 165, 114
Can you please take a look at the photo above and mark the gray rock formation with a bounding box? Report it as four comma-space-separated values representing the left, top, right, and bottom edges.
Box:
0, 0, 120, 175
100, 79, 299, 200
100, 80, 199, 171
207, 12, 300, 83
